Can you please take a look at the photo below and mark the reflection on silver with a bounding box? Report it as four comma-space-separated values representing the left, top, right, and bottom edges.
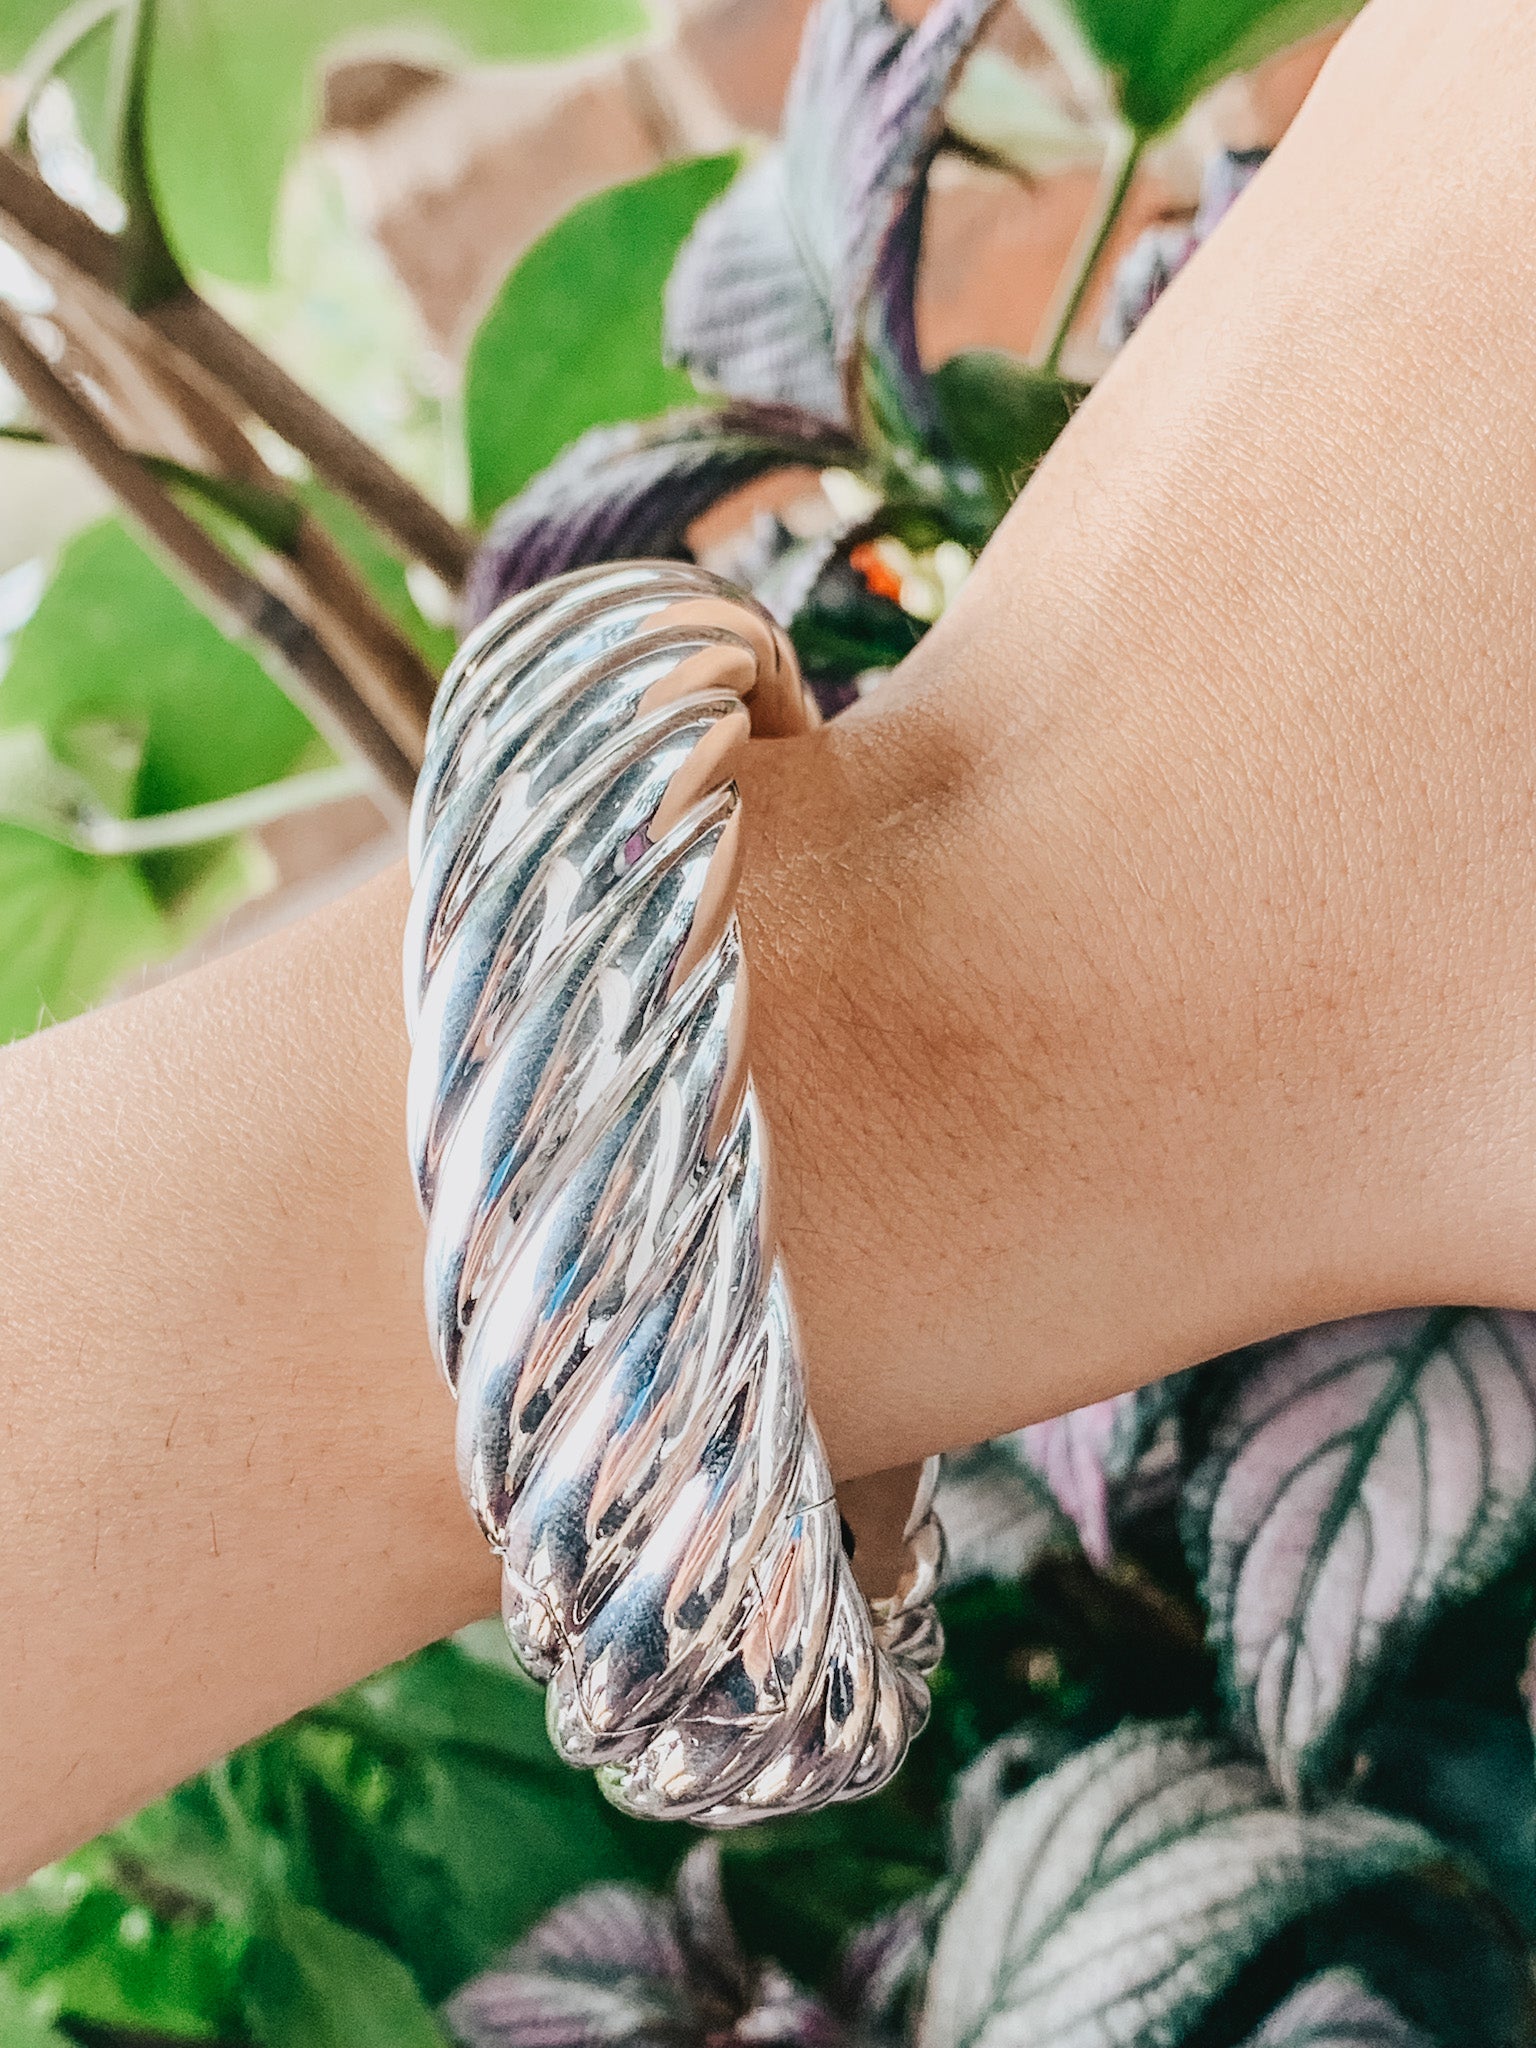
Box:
405, 561, 942, 1824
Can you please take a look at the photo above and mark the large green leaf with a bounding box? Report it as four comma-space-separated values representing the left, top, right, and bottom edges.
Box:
242, 1896, 448, 2048
0, 0, 649, 283
2, 518, 318, 814
0, 1852, 247, 2041
0, 826, 167, 1041
149, 0, 647, 283
1058, 0, 1357, 136
0, 518, 319, 1036
464, 154, 738, 527
1356, 1698, 1536, 1937
0, 1976, 72, 2048
0, 3, 70, 68
292, 1639, 685, 1999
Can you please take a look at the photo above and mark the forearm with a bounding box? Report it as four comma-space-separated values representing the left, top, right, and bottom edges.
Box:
0, 870, 496, 1879
752, 0, 1536, 1465
7, 0, 1536, 1882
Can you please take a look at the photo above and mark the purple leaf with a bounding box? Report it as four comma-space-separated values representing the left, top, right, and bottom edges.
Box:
932, 1441, 1059, 1588
1098, 221, 1196, 352
917, 1722, 1437, 2048
445, 1886, 689, 2048
1101, 145, 1269, 351
445, 1847, 844, 2048
1192, 144, 1271, 240
1184, 1309, 1536, 1802
731, 1967, 844, 2048
674, 1840, 750, 2010
664, 154, 845, 423
1012, 1401, 1120, 1566
1240, 1970, 1431, 2048
518, 1886, 686, 1981
664, 0, 998, 430
1010, 1379, 1181, 1567
945, 1728, 1071, 1874
464, 403, 858, 628
836, 1894, 941, 2041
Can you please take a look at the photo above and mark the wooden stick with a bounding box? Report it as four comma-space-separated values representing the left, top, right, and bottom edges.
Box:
0, 146, 474, 589
0, 302, 416, 809
0, 162, 444, 753
155, 294, 475, 589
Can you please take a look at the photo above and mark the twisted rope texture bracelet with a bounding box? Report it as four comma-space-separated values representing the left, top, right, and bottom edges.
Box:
404, 562, 943, 1825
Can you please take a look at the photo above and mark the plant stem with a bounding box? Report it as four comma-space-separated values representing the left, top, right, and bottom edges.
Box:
0, 301, 416, 808
1036, 126, 1143, 375
153, 292, 475, 589
82, 763, 372, 855
0, 146, 474, 589
0, 143, 445, 753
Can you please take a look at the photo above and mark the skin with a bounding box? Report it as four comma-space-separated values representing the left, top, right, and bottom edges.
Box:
5, 0, 1536, 1884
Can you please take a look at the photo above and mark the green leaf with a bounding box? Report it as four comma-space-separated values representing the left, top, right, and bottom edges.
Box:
0, 721, 142, 848
2, 519, 318, 816
153, 459, 305, 555
241, 1896, 448, 2048
0, 2, 82, 70
0, 826, 167, 1040
1057, 0, 1360, 137
0, 517, 319, 1035
464, 154, 739, 527
0, 1858, 247, 2041
930, 350, 1083, 511
0, 1975, 71, 2048
1356, 1699, 1536, 1937
788, 553, 923, 680
139, 0, 648, 285
292, 1640, 684, 1998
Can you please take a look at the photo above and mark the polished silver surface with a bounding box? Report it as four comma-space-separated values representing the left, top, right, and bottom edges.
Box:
405, 561, 942, 1825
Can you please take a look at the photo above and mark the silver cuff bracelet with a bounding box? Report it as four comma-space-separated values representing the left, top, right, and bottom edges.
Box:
404, 561, 943, 1826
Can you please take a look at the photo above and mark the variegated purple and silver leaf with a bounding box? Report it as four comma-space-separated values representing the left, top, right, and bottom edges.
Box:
916, 1721, 1437, 2048
1009, 1377, 1182, 1567
446, 1847, 844, 2048
464, 404, 858, 628
673, 1838, 749, 2011
1010, 1401, 1121, 1567
933, 1440, 1061, 1588
1240, 1970, 1430, 2048
1100, 146, 1269, 352
1192, 144, 1271, 241
664, 0, 998, 431
945, 1728, 1072, 1875
444, 1886, 691, 2048
663, 153, 847, 424
1184, 1309, 1536, 1804
836, 1893, 942, 2043
1098, 221, 1195, 353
